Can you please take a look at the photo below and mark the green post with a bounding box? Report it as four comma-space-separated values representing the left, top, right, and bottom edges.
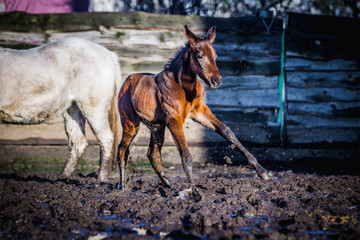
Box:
277, 19, 286, 144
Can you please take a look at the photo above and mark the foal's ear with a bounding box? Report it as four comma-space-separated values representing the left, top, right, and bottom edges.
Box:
207, 26, 216, 43
185, 25, 197, 47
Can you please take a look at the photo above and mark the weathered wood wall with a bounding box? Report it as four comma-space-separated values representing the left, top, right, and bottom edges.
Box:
0, 11, 283, 151
285, 13, 360, 146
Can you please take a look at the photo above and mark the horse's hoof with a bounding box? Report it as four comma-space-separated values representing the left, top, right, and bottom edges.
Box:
192, 187, 202, 202
60, 170, 72, 178
177, 188, 192, 200
176, 188, 202, 201
117, 182, 127, 191
259, 172, 270, 180
98, 174, 109, 183
162, 179, 172, 189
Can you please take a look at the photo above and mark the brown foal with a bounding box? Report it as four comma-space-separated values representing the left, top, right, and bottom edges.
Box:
117, 25, 269, 193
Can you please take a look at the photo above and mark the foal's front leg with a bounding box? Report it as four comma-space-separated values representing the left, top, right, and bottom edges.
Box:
166, 118, 201, 197
192, 104, 270, 180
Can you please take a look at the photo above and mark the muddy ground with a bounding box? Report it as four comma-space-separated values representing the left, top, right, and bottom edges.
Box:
1, 159, 360, 240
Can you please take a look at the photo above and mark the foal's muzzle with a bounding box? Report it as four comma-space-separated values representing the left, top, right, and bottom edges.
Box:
210, 76, 222, 89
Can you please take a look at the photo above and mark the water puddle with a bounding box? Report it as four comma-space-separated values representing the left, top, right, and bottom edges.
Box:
306, 230, 326, 235
206, 170, 256, 179
88, 228, 169, 240
88, 232, 109, 240
236, 215, 276, 234
99, 214, 118, 220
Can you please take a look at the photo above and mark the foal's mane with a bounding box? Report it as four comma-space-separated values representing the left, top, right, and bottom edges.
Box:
164, 42, 190, 70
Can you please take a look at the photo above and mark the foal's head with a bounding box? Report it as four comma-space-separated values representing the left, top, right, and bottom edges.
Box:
185, 25, 222, 89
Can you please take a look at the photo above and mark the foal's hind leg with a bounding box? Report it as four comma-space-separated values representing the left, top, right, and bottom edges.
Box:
62, 104, 88, 177
117, 123, 139, 190
148, 125, 171, 188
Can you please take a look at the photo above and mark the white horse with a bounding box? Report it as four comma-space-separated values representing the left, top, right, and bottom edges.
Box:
0, 37, 122, 181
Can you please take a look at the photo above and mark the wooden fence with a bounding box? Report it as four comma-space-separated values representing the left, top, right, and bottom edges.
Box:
285, 13, 360, 147
0, 11, 359, 164
0, 11, 283, 150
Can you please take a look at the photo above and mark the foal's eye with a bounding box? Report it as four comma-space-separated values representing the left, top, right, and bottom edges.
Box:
197, 54, 203, 59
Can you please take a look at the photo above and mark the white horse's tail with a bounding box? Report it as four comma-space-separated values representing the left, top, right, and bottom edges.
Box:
109, 52, 123, 175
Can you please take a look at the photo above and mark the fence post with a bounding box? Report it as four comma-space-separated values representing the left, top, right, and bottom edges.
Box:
277, 16, 287, 145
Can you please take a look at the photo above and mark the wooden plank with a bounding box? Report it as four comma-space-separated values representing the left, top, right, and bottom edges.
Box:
205, 88, 279, 108
0, 29, 185, 50
210, 107, 277, 125
285, 58, 359, 71
0, 31, 46, 46
286, 115, 360, 128
218, 58, 280, 76
214, 34, 281, 60
215, 33, 281, 47
221, 75, 278, 89
287, 87, 360, 103
216, 47, 279, 61
287, 102, 360, 118
0, 11, 282, 34
286, 71, 360, 90
112, 47, 174, 58
121, 61, 166, 76
48, 29, 186, 49
287, 128, 359, 144
286, 36, 360, 61
217, 53, 279, 62
0, 11, 202, 33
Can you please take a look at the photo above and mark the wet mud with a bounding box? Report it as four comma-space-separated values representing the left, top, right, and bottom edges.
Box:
0, 162, 359, 240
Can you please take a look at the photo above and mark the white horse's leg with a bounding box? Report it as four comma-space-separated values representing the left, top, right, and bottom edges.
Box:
84, 108, 114, 182
61, 103, 88, 177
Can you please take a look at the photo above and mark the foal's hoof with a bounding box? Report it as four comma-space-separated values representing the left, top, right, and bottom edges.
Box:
177, 188, 192, 200
117, 183, 126, 191
192, 187, 202, 202
259, 172, 270, 180
177, 188, 202, 201
161, 178, 172, 189
98, 173, 109, 183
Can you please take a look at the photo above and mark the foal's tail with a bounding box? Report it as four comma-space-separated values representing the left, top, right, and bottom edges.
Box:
109, 52, 123, 175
